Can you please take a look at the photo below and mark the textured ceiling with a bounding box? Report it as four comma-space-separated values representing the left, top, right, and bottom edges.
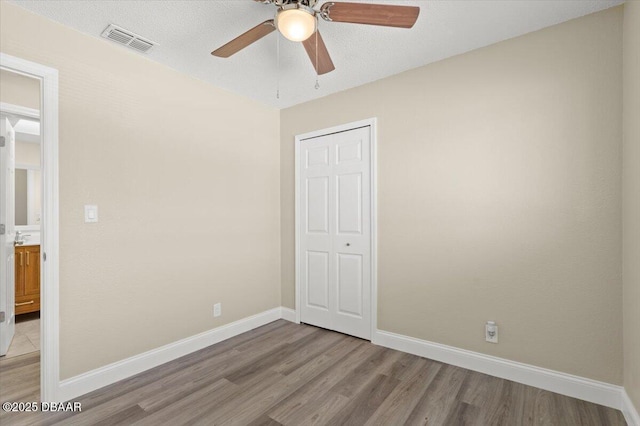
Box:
9, 0, 624, 108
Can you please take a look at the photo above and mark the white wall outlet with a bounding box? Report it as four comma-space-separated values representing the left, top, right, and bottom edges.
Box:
213, 303, 221, 318
485, 321, 498, 343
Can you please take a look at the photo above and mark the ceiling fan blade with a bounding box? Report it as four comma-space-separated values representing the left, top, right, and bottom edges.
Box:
320, 2, 420, 28
302, 30, 335, 75
211, 20, 275, 58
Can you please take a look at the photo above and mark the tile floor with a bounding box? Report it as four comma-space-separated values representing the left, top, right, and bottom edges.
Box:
5, 312, 40, 358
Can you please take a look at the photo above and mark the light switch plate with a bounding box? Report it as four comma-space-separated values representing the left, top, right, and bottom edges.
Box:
84, 205, 98, 223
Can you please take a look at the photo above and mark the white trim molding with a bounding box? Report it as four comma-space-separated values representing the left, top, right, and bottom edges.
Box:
58, 307, 283, 402
294, 118, 378, 339
0, 102, 40, 120
1, 53, 60, 404
50, 305, 635, 415
280, 307, 297, 323
623, 389, 640, 426
373, 329, 623, 410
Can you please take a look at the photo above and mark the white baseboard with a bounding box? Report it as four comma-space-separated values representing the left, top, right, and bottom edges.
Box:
373, 329, 623, 410
55, 307, 631, 416
57, 307, 282, 402
280, 307, 297, 323
623, 389, 640, 426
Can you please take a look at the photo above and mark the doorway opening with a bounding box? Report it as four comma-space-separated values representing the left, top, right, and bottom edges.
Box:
0, 53, 60, 403
1, 94, 42, 362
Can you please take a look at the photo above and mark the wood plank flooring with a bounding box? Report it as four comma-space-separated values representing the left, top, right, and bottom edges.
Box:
0, 320, 626, 426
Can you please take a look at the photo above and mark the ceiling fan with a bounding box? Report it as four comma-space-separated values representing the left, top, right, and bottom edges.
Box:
211, 0, 420, 75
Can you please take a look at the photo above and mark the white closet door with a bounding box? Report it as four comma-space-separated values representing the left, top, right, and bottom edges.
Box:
299, 126, 371, 340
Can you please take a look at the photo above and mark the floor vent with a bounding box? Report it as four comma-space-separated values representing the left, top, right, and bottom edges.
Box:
101, 24, 156, 54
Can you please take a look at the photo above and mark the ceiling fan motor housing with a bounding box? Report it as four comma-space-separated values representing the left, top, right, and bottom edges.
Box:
255, 0, 319, 7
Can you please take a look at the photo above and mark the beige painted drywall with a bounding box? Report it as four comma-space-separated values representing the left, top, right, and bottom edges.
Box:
0, 68, 40, 110
623, 0, 640, 412
281, 7, 623, 384
1, 2, 281, 379
16, 140, 40, 166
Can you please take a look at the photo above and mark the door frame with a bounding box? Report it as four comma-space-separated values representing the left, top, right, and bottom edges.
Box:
294, 118, 378, 340
1, 53, 60, 402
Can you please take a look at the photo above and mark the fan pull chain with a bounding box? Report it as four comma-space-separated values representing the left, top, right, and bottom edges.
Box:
314, 30, 320, 90
276, 32, 280, 99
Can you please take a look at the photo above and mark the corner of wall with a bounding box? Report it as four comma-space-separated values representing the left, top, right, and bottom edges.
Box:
622, 0, 640, 418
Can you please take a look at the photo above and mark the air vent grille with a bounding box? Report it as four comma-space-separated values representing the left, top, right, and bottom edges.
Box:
106, 28, 134, 44
101, 24, 156, 54
128, 38, 153, 53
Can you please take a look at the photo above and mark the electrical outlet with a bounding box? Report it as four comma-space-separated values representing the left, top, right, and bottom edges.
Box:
485, 321, 498, 343
213, 303, 222, 318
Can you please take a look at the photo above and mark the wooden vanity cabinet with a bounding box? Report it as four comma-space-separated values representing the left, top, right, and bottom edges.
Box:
15, 245, 40, 315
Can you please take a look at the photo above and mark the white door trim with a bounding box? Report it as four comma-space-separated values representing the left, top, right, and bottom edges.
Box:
294, 118, 378, 340
0, 103, 40, 120
0, 53, 60, 403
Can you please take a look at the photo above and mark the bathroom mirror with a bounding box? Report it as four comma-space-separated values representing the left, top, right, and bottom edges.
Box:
15, 165, 41, 227
13, 117, 41, 230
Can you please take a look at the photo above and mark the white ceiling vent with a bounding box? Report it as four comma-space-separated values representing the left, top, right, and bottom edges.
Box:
101, 24, 156, 53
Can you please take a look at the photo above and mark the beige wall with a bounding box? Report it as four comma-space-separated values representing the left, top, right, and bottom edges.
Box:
16, 141, 40, 166
281, 7, 623, 384
0, 68, 40, 110
1, 3, 281, 379
623, 0, 640, 412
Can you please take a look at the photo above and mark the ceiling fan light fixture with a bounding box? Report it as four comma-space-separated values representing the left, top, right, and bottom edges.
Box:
276, 4, 317, 42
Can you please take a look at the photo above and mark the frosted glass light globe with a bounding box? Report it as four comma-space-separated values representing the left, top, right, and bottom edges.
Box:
276, 7, 317, 42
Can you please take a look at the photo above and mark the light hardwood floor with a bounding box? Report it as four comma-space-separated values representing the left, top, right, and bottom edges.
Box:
0, 320, 626, 425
